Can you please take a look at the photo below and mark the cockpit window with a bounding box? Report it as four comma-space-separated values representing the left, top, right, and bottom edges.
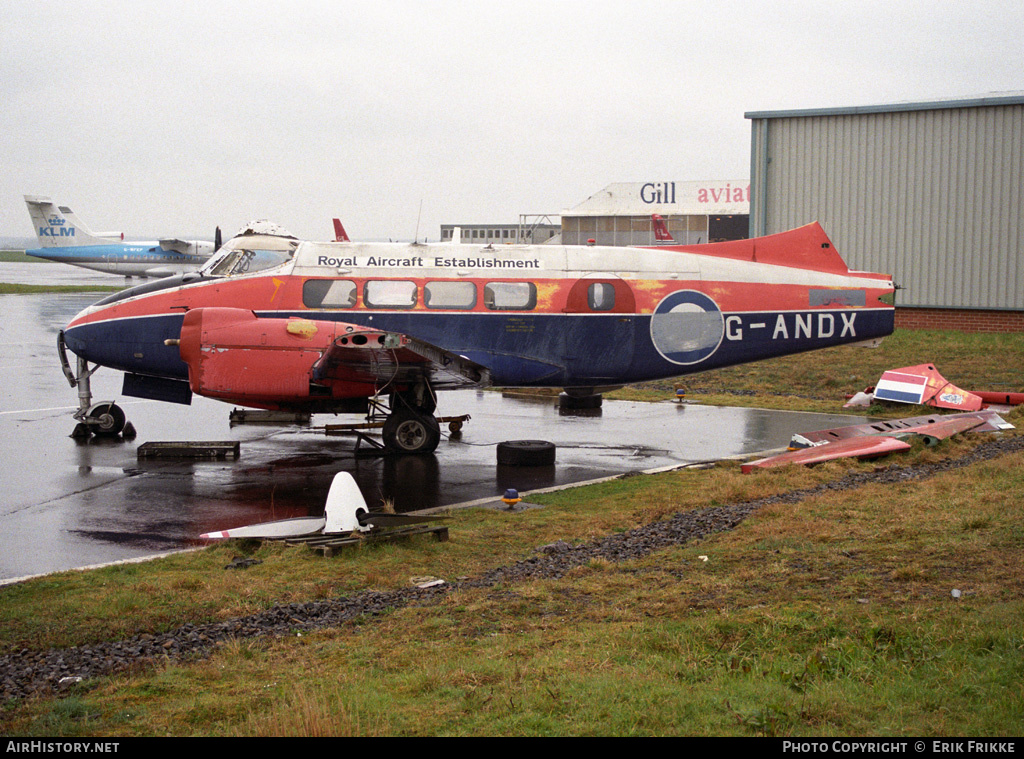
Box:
206, 247, 294, 277
198, 235, 298, 278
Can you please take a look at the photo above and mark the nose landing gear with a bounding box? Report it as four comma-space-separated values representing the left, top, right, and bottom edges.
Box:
58, 331, 135, 440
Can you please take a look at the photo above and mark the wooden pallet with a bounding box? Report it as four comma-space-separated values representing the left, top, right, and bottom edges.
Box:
137, 441, 240, 460
277, 524, 449, 556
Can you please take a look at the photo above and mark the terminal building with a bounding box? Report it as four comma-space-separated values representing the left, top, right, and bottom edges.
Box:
440, 221, 560, 245
746, 93, 1024, 332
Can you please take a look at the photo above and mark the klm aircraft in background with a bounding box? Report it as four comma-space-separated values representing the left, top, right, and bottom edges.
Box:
24, 195, 219, 278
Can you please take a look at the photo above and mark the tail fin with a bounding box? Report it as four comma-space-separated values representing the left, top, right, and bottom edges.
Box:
652, 214, 675, 243
24, 195, 123, 247
332, 218, 350, 242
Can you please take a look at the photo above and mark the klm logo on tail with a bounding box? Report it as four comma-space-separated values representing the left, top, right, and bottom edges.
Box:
40, 216, 75, 238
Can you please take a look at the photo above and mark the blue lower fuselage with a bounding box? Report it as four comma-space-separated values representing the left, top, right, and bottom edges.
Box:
27, 244, 206, 277
63, 305, 894, 392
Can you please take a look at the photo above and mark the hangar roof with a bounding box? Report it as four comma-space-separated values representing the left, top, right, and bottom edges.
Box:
744, 91, 1024, 120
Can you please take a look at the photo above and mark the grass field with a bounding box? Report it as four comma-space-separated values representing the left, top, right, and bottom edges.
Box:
0, 250, 35, 263
0, 283, 122, 295
1, 328, 1023, 736
0, 250, 122, 293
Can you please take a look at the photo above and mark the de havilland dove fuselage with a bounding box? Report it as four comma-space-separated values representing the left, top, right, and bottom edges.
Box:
60, 222, 895, 452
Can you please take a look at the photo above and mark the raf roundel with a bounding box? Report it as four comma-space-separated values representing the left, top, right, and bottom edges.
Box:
649, 290, 725, 366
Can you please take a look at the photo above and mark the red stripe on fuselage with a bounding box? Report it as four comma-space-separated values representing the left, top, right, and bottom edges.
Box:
68, 273, 892, 327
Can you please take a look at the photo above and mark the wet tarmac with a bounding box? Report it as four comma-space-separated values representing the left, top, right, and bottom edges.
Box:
0, 262, 869, 582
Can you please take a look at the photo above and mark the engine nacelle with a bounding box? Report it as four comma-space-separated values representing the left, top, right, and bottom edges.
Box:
177, 307, 388, 406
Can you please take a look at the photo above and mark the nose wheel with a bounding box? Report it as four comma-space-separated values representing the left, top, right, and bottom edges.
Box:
86, 402, 128, 437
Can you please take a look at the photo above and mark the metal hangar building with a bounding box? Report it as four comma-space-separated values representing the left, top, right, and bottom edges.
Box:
746, 93, 1024, 332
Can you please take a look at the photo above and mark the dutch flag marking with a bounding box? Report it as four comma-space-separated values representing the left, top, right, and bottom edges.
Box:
874, 371, 928, 404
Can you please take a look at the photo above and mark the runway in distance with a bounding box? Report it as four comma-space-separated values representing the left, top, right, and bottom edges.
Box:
58, 219, 896, 452
24, 195, 219, 278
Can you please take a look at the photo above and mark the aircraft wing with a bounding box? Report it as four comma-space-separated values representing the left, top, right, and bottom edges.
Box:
158, 238, 188, 251
311, 329, 491, 391
177, 307, 491, 406
158, 237, 216, 256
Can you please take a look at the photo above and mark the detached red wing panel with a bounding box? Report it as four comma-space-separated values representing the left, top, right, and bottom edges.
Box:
790, 410, 1012, 448
741, 436, 911, 473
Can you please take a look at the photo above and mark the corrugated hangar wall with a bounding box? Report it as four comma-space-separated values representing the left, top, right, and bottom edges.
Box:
747, 97, 1024, 315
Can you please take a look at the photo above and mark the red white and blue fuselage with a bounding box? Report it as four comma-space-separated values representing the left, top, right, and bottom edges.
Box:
62, 222, 895, 426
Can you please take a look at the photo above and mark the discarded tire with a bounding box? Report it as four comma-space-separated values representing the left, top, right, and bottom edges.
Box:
497, 440, 556, 466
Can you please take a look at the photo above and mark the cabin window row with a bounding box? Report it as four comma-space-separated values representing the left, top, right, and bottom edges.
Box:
302, 279, 545, 311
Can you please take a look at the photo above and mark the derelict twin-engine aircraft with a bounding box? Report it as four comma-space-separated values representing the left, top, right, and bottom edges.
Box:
58, 219, 896, 453
24, 195, 220, 278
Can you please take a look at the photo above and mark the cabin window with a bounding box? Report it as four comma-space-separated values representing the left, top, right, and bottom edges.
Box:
483, 282, 537, 311
303, 279, 356, 308
588, 282, 616, 311
424, 281, 476, 309
365, 280, 417, 309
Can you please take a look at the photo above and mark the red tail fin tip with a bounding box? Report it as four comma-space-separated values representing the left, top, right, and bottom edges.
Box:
333, 218, 350, 242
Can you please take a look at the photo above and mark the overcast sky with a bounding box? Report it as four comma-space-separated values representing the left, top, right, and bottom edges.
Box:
1, 0, 1021, 243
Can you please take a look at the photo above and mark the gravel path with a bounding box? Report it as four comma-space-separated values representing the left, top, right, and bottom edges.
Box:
3, 435, 1022, 702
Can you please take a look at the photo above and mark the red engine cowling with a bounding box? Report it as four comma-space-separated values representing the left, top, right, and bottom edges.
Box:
177, 307, 380, 407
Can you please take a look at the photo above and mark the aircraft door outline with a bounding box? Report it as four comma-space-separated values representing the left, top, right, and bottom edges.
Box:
562, 275, 636, 381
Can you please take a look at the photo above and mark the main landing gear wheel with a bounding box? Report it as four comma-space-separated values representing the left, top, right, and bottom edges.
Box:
390, 387, 437, 415
382, 408, 441, 454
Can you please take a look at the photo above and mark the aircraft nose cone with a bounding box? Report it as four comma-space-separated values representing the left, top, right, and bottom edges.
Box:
62, 308, 190, 381
62, 322, 88, 355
